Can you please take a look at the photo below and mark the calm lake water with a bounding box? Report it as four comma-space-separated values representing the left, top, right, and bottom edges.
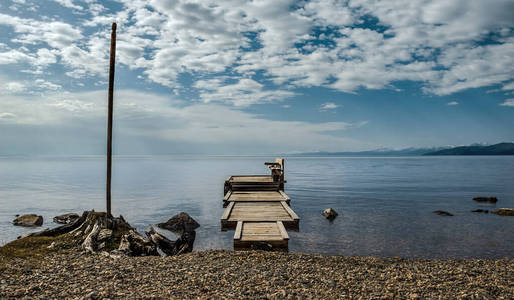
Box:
1, 156, 513, 258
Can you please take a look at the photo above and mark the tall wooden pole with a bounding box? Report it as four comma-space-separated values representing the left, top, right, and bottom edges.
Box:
106, 22, 117, 216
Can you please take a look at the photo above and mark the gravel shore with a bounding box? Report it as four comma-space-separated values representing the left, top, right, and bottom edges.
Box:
1, 249, 512, 299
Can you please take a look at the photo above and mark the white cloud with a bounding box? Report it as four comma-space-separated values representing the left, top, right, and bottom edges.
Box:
502, 82, 514, 91
0, 112, 17, 119
35, 48, 58, 66
0, 49, 34, 65
500, 98, 514, 107
0, 0, 513, 105
195, 78, 295, 106
0, 90, 370, 153
447, 101, 459, 106
35, 79, 62, 91
320, 102, 339, 111
2, 82, 26, 94
50, 0, 83, 10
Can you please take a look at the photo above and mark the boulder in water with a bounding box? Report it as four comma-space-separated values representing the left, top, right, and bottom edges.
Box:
322, 208, 338, 220
433, 210, 453, 216
473, 197, 498, 203
157, 212, 200, 233
471, 209, 488, 213
13, 214, 43, 227
491, 208, 514, 216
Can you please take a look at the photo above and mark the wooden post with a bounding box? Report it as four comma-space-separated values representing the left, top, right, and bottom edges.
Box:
106, 22, 117, 216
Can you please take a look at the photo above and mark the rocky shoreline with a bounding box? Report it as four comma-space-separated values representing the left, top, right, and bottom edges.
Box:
1, 249, 513, 299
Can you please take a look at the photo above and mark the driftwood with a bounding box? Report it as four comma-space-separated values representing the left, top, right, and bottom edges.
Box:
145, 225, 176, 256
119, 229, 158, 256
18, 210, 195, 257
145, 225, 195, 256
53, 213, 80, 224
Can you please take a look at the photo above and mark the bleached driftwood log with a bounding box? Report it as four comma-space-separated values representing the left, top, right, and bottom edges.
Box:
145, 225, 195, 256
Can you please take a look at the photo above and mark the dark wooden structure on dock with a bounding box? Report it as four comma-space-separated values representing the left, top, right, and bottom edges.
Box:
221, 159, 299, 250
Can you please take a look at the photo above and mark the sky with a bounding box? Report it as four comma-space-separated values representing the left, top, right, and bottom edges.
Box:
0, 0, 513, 155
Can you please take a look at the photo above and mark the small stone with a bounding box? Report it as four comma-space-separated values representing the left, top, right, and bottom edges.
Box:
322, 208, 338, 220
471, 209, 488, 213
47, 242, 56, 249
433, 210, 453, 216
491, 208, 514, 216
13, 214, 43, 227
473, 197, 498, 203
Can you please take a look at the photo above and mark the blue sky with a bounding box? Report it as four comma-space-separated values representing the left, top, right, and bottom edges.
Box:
0, 0, 513, 155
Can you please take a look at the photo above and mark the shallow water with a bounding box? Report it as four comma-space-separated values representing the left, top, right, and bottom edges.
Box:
1, 156, 513, 258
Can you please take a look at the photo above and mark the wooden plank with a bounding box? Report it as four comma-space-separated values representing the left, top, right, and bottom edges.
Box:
221, 202, 234, 220
280, 201, 299, 220
230, 175, 274, 182
279, 190, 290, 201
234, 221, 243, 240
223, 190, 232, 201
277, 221, 289, 240
228, 191, 286, 201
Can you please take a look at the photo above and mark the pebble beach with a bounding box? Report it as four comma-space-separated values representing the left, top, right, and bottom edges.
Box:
1, 249, 513, 299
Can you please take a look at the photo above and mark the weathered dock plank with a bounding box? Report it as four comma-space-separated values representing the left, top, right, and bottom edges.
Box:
234, 221, 288, 249
223, 191, 290, 207
221, 201, 298, 231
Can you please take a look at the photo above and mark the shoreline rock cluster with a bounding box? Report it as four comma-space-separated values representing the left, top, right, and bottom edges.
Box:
13, 210, 199, 258
0, 250, 512, 299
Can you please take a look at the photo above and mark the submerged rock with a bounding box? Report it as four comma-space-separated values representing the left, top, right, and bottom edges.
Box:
433, 210, 454, 216
157, 212, 200, 233
322, 208, 338, 220
53, 213, 79, 224
473, 197, 498, 203
491, 208, 514, 216
13, 214, 43, 227
471, 209, 489, 213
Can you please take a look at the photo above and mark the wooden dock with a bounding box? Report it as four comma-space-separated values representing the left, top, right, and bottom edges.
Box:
221, 159, 299, 250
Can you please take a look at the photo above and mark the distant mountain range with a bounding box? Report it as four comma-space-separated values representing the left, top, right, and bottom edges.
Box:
293, 143, 514, 156
423, 142, 514, 156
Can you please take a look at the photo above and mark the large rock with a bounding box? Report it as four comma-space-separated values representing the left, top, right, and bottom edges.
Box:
473, 197, 498, 203
433, 210, 453, 216
322, 208, 338, 220
157, 212, 200, 233
13, 214, 43, 227
53, 213, 79, 224
491, 208, 514, 216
